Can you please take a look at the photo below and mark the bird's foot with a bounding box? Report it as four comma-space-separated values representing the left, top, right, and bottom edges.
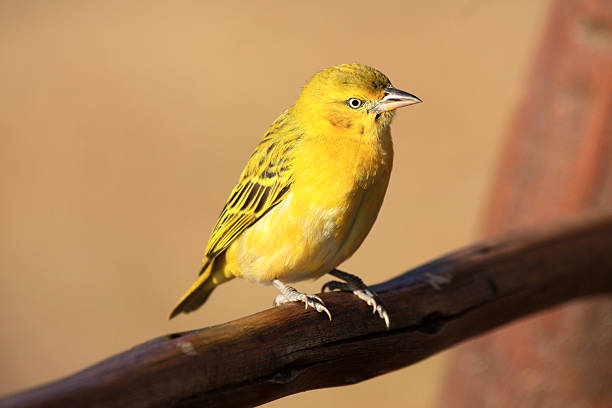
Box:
273, 279, 332, 320
322, 269, 390, 329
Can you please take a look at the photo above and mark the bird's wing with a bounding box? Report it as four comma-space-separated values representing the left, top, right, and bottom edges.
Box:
203, 114, 299, 262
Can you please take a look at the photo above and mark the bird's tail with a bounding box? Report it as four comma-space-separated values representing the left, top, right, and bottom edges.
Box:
168, 259, 229, 320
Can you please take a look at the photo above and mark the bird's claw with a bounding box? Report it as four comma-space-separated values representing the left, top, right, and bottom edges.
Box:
352, 288, 379, 313
350, 288, 389, 329
274, 282, 332, 321
322, 273, 390, 330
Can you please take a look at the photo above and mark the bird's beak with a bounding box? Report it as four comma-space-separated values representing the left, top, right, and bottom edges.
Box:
371, 87, 422, 113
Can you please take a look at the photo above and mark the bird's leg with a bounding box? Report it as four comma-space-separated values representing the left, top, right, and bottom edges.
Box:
322, 269, 390, 329
273, 279, 331, 320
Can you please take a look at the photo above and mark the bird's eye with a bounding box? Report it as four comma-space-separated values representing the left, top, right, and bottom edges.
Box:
347, 98, 363, 109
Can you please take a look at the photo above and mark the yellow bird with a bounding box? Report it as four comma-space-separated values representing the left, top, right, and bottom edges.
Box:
169, 64, 421, 328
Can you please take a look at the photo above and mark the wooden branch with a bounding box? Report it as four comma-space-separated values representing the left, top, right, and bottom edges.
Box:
3, 212, 612, 408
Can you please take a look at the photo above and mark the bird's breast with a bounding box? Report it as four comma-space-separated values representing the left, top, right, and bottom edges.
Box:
294, 128, 393, 199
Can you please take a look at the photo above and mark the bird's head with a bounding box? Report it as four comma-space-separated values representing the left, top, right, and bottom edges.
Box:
293, 64, 421, 140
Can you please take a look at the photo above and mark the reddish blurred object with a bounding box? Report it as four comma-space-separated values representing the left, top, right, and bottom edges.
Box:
440, 0, 612, 407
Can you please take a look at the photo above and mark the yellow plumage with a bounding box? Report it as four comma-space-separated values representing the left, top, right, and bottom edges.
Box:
169, 64, 421, 326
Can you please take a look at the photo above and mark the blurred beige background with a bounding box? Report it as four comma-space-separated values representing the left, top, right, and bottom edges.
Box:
0, 1, 551, 406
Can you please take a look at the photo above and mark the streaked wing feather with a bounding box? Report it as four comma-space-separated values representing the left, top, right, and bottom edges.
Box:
203, 112, 300, 261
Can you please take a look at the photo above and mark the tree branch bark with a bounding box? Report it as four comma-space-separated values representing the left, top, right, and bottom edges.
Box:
2, 212, 612, 408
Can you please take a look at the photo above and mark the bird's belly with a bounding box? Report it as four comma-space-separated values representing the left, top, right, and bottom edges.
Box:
222, 191, 352, 283
223, 177, 386, 284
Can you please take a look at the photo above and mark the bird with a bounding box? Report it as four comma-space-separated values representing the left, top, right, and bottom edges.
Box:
169, 64, 421, 328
